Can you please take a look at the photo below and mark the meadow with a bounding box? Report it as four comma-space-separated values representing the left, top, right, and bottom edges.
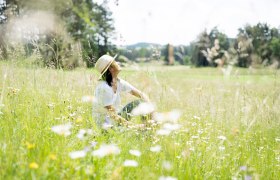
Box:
0, 62, 279, 179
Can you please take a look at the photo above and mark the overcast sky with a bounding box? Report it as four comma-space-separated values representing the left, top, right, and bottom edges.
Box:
103, 0, 280, 46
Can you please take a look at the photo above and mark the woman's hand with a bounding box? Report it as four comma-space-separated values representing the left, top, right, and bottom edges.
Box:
105, 105, 132, 126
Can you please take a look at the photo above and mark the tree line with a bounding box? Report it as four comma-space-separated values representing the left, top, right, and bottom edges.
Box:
0, 0, 279, 69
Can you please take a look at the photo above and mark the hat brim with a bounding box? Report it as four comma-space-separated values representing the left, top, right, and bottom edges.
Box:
98, 54, 118, 79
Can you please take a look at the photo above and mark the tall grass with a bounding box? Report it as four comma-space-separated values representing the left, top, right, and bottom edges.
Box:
0, 62, 279, 179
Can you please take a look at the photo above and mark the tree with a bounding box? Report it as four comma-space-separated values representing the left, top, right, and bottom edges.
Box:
0, 0, 116, 68
62, 0, 116, 67
237, 23, 280, 67
191, 30, 211, 67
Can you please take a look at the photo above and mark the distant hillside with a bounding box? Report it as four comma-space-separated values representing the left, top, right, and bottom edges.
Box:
126, 42, 163, 49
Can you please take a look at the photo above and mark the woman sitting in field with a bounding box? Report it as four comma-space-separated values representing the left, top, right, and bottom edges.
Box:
92, 54, 150, 128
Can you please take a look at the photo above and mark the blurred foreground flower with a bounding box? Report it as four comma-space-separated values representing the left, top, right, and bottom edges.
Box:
193, 115, 201, 120
156, 123, 181, 136
29, 162, 39, 169
129, 149, 141, 157
159, 176, 177, 180
49, 154, 57, 160
131, 102, 155, 116
162, 161, 172, 171
156, 129, 171, 136
51, 123, 72, 136
154, 110, 181, 123
81, 96, 95, 103
92, 144, 120, 158
123, 160, 138, 167
217, 135, 227, 141
69, 150, 87, 159
77, 129, 93, 140
150, 145, 161, 152
25, 141, 35, 149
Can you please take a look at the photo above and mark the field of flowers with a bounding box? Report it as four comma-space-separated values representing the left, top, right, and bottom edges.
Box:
0, 63, 279, 179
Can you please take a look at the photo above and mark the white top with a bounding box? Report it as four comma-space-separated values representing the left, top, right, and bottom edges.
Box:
92, 78, 136, 126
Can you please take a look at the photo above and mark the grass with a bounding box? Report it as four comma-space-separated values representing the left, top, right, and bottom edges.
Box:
0, 62, 279, 179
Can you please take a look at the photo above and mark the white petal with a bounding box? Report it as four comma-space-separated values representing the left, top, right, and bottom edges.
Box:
123, 160, 138, 167
150, 145, 161, 152
129, 149, 141, 157
69, 150, 86, 159
159, 176, 178, 180
131, 102, 155, 116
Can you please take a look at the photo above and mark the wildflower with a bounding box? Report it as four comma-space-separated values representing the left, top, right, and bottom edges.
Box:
162, 161, 172, 171
90, 141, 98, 147
77, 129, 93, 140
232, 127, 239, 135
163, 123, 181, 131
275, 138, 280, 142
25, 142, 35, 149
81, 96, 95, 103
191, 122, 197, 126
219, 146, 225, 151
131, 102, 155, 116
150, 145, 161, 152
217, 136, 227, 141
69, 150, 87, 159
47, 103, 55, 109
156, 129, 171, 136
51, 123, 72, 136
8, 87, 20, 95
92, 144, 120, 158
159, 176, 177, 180
102, 122, 114, 130
240, 166, 247, 171
189, 147, 195, 151
75, 116, 83, 123
276, 156, 280, 162
69, 112, 76, 118
49, 154, 57, 160
123, 160, 138, 167
154, 110, 181, 123
129, 149, 141, 157
29, 162, 39, 169
191, 135, 199, 139
193, 115, 201, 120
244, 175, 252, 180
0, 103, 4, 108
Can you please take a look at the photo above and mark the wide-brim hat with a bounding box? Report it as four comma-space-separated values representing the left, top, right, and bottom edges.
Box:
95, 54, 117, 79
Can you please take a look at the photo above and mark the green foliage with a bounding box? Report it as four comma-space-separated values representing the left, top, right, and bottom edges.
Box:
0, 0, 116, 68
237, 23, 280, 67
191, 30, 211, 67
64, 0, 116, 67
270, 37, 280, 58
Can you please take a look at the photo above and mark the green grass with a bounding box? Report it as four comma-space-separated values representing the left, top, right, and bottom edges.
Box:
0, 63, 279, 179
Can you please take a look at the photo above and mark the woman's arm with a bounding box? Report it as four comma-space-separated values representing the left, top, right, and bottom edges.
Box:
130, 89, 150, 102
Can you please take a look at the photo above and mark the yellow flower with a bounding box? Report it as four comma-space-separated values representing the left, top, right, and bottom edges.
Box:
25, 142, 35, 149
49, 154, 57, 160
76, 116, 83, 123
29, 162, 39, 169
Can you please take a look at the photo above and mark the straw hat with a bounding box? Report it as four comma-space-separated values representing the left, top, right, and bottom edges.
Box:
95, 54, 117, 78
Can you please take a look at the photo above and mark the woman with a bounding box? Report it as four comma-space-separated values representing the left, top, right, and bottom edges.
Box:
92, 54, 150, 128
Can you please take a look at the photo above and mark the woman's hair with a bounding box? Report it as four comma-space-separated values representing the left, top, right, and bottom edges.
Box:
101, 69, 113, 86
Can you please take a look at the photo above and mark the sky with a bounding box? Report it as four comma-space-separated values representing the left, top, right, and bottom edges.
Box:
100, 0, 280, 46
